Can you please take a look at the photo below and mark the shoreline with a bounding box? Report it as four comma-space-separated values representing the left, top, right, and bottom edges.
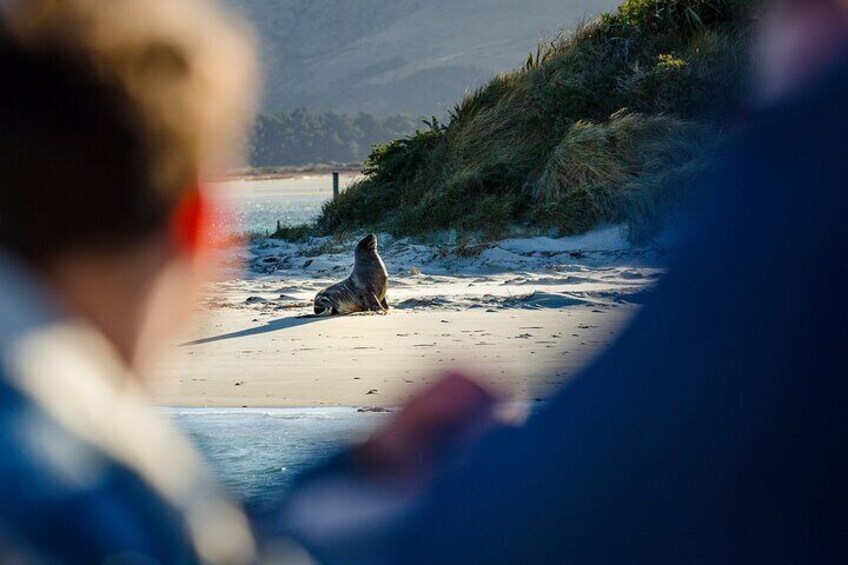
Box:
220, 164, 362, 182
151, 227, 664, 408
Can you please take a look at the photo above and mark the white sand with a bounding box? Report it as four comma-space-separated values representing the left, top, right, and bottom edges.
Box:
151, 227, 664, 408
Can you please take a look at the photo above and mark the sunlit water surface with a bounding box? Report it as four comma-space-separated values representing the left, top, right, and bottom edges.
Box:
208, 174, 356, 234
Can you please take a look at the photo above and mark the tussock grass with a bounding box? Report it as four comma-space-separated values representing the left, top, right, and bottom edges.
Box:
270, 223, 314, 242
274, 0, 754, 243
532, 110, 714, 240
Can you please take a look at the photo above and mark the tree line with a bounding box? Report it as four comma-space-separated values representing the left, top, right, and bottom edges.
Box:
249, 108, 419, 167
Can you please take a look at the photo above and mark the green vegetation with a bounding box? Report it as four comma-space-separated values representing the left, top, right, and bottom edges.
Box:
250, 109, 418, 167
275, 0, 754, 243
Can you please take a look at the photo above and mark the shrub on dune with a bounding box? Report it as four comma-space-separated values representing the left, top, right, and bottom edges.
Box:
533, 111, 714, 237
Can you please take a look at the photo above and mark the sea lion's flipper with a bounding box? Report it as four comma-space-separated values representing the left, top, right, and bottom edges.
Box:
366, 292, 388, 314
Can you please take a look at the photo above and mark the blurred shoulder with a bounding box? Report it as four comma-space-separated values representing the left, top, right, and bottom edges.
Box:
0, 372, 200, 564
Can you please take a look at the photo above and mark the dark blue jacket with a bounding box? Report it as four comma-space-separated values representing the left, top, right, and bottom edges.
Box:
390, 59, 848, 563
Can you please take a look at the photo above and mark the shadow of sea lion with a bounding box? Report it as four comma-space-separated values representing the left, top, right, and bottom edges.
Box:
181, 315, 325, 346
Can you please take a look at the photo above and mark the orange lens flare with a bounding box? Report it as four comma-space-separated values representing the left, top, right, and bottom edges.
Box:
170, 183, 233, 254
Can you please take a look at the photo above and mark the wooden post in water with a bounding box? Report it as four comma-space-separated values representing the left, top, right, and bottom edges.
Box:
332, 171, 340, 200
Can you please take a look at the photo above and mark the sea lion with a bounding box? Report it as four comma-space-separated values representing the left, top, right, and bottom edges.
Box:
313, 234, 389, 316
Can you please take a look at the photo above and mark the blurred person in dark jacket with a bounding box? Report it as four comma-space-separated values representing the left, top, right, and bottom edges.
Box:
0, 0, 266, 562
282, 1, 848, 562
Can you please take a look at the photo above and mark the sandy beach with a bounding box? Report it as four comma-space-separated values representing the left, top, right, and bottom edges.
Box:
152, 226, 665, 408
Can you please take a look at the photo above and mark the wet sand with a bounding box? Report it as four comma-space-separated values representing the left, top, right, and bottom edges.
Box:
152, 304, 638, 407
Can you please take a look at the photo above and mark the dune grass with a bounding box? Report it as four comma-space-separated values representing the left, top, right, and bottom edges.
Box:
274, 0, 754, 243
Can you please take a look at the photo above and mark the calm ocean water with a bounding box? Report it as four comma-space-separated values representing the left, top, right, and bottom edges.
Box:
209, 174, 356, 234
166, 407, 389, 513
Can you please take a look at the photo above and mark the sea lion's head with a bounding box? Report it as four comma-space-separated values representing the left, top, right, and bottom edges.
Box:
356, 233, 378, 255
313, 291, 336, 317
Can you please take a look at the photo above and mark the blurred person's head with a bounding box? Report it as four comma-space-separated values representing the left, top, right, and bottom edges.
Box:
0, 0, 256, 372
756, 0, 848, 103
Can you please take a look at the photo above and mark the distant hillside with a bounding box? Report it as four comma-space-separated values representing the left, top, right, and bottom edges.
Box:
222, 0, 617, 116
